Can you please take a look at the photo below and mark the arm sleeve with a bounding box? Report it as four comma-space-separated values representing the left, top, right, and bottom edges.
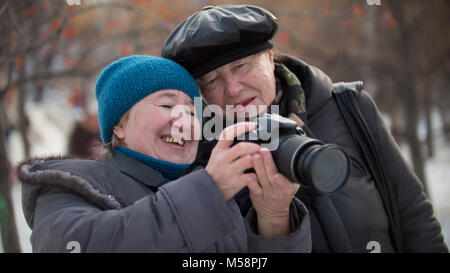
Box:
358, 90, 448, 252
245, 197, 312, 253
30, 169, 238, 253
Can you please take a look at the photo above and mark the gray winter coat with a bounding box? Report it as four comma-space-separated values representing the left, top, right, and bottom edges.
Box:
18, 152, 311, 253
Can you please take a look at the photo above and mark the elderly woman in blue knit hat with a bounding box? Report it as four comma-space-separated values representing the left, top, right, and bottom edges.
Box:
17, 55, 311, 253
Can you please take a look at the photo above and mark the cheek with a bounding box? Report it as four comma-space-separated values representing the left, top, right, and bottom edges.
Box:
253, 70, 276, 104
190, 141, 199, 154
187, 139, 199, 162
204, 91, 223, 107
123, 122, 146, 149
129, 111, 165, 142
192, 119, 202, 140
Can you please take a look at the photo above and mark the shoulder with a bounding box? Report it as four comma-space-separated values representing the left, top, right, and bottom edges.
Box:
17, 155, 123, 211
332, 81, 379, 120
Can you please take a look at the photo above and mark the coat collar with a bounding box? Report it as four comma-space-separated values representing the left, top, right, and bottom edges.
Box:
107, 151, 165, 190
278, 54, 334, 118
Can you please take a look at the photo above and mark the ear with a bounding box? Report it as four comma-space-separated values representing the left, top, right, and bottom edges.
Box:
266, 49, 275, 71
113, 124, 126, 141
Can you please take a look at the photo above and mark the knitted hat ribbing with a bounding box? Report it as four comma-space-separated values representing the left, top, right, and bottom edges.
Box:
95, 55, 199, 143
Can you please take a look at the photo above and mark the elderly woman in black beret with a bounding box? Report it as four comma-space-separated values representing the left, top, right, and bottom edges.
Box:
18, 55, 311, 253
162, 5, 448, 253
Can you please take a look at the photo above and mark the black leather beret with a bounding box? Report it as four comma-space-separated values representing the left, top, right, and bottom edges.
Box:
161, 5, 278, 78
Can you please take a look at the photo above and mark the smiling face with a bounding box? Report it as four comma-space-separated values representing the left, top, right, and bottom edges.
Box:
196, 50, 276, 119
113, 89, 200, 164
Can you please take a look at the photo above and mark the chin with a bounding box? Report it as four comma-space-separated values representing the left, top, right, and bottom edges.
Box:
165, 156, 193, 165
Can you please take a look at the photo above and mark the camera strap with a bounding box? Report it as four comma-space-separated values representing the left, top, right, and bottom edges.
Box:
332, 81, 403, 253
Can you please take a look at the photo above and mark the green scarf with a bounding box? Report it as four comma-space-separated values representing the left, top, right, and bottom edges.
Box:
273, 63, 308, 125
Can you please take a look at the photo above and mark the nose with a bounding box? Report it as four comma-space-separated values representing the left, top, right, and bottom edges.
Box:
224, 74, 243, 97
170, 106, 196, 139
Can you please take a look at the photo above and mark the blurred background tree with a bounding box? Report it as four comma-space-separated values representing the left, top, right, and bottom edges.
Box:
1, 0, 449, 252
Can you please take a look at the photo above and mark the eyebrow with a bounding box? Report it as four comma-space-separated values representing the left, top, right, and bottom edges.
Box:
198, 72, 218, 84
154, 92, 177, 99
199, 54, 257, 82
153, 92, 194, 106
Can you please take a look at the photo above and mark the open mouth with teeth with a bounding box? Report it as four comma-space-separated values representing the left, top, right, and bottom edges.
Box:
162, 136, 185, 147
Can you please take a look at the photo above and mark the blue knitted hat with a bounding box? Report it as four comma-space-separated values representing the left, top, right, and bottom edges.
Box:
95, 55, 200, 143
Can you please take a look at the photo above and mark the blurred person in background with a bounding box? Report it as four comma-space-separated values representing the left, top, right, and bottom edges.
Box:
162, 4, 448, 253
16, 55, 311, 252
67, 112, 100, 158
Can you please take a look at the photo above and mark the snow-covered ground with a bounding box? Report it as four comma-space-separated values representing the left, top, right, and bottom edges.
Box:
12, 183, 32, 253
425, 139, 450, 248
5, 91, 450, 252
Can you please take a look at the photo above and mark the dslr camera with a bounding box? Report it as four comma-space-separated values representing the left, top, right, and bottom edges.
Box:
234, 113, 350, 194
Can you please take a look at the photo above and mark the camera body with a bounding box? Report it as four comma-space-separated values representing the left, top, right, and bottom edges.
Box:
234, 113, 350, 194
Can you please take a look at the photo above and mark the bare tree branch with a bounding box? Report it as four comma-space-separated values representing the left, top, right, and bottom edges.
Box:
0, 0, 9, 17
5, 0, 29, 43
3, 0, 161, 57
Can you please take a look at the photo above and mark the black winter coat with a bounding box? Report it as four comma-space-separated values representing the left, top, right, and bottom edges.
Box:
192, 55, 448, 253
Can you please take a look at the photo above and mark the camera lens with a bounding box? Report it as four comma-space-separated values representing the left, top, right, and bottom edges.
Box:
236, 113, 350, 194
273, 134, 349, 193
297, 144, 349, 193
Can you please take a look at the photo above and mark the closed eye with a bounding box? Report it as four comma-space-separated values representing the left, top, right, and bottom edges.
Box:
206, 77, 217, 86
159, 104, 195, 116
234, 63, 247, 71
158, 105, 173, 109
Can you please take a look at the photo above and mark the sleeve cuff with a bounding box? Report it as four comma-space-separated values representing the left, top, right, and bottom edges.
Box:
246, 197, 312, 253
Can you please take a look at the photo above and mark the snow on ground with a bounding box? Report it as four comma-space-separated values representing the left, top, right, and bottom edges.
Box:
5, 94, 450, 252
13, 184, 32, 253
425, 139, 450, 248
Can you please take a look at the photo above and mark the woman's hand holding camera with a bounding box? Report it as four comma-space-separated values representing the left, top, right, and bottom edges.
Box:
206, 122, 299, 237
248, 148, 300, 237
205, 122, 260, 201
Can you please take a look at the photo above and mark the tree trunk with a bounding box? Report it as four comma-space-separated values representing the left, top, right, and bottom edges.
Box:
17, 56, 30, 158
388, 2, 429, 196
437, 99, 450, 143
33, 41, 57, 103
0, 104, 22, 253
402, 84, 429, 195
424, 79, 434, 158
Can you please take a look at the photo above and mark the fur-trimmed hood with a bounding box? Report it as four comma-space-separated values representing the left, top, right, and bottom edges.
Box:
17, 156, 123, 228
17, 153, 164, 229
17, 153, 169, 227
